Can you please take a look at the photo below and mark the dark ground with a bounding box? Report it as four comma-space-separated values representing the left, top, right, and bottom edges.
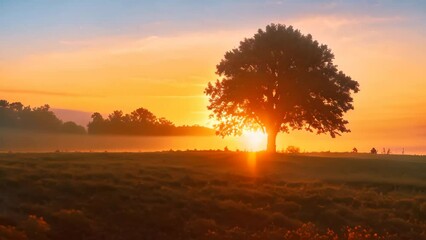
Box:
0, 152, 425, 239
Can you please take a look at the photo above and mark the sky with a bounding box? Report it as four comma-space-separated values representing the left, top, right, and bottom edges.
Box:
1, 0, 425, 153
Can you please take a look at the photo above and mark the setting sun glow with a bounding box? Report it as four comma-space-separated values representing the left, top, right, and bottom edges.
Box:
243, 130, 267, 152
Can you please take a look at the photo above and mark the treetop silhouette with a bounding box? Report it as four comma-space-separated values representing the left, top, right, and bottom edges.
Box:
205, 24, 360, 152
0, 99, 85, 134
87, 108, 213, 136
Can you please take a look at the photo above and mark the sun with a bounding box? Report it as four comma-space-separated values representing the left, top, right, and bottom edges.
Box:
243, 130, 267, 152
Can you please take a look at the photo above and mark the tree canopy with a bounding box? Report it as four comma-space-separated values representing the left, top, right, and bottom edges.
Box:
0, 100, 85, 134
87, 108, 214, 136
0, 99, 214, 136
205, 24, 360, 152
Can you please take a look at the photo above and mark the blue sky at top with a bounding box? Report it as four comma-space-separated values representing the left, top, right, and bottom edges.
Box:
1, 0, 425, 58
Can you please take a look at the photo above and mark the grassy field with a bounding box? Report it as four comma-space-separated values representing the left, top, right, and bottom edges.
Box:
0, 152, 425, 239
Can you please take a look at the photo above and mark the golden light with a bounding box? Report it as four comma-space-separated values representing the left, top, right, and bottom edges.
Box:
242, 130, 267, 152
246, 152, 257, 174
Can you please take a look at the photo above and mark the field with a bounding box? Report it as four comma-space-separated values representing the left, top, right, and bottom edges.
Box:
0, 152, 425, 239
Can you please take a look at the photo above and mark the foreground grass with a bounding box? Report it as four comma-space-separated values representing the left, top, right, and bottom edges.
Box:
0, 152, 425, 239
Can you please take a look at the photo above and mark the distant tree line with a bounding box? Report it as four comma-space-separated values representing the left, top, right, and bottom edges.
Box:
0, 100, 85, 134
1, 99, 214, 136
87, 108, 214, 136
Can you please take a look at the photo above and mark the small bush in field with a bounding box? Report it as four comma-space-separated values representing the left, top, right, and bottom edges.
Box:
282, 223, 398, 240
0, 225, 28, 240
285, 146, 300, 154
52, 209, 92, 239
283, 222, 338, 240
184, 218, 218, 238
419, 202, 426, 219
343, 225, 397, 240
20, 215, 50, 240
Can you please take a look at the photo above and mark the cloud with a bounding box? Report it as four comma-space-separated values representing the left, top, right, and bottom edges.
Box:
59, 40, 93, 46
289, 14, 404, 31
0, 88, 103, 98
143, 95, 206, 99
17, 13, 404, 66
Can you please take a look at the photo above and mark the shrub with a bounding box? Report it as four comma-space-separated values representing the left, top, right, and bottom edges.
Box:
184, 218, 218, 238
343, 225, 397, 240
0, 225, 28, 240
51, 209, 92, 239
285, 146, 300, 154
283, 222, 338, 240
20, 215, 50, 240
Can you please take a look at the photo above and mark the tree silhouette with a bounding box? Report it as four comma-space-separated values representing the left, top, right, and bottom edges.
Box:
205, 24, 359, 152
0, 99, 85, 134
87, 108, 213, 136
156, 117, 174, 127
61, 121, 86, 134
131, 108, 157, 125
87, 113, 105, 134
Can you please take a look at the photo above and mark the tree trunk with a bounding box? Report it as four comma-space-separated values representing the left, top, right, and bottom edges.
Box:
266, 130, 277, 153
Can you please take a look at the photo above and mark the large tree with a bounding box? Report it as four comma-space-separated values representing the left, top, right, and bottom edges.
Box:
205, 24, 359, 152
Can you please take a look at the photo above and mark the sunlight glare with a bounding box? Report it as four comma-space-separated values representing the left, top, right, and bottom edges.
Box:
243, 130, 267, 152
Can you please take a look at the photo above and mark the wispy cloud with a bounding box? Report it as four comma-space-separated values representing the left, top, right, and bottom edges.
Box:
142, 95, 206, 99
0, 88, 103, 98
50, 14, 404, 60
59, 40, 93, 46
289, 15, 404, 30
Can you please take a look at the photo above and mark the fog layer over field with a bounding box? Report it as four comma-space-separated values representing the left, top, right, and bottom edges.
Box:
1, 128, 424, 154
0, 128, 252, 152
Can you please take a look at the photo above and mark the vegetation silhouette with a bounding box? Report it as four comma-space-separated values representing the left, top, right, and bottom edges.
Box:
205, 24, 360, 152
0, 99, 213, 136
87, 108, 214, 136
0, 100, 85, 134
285, 145, 300, 154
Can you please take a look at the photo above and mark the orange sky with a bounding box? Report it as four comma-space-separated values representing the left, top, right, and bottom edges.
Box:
1, 2, 425, 153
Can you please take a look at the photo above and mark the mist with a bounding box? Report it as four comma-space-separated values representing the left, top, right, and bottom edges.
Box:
0, 128, 246, 152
